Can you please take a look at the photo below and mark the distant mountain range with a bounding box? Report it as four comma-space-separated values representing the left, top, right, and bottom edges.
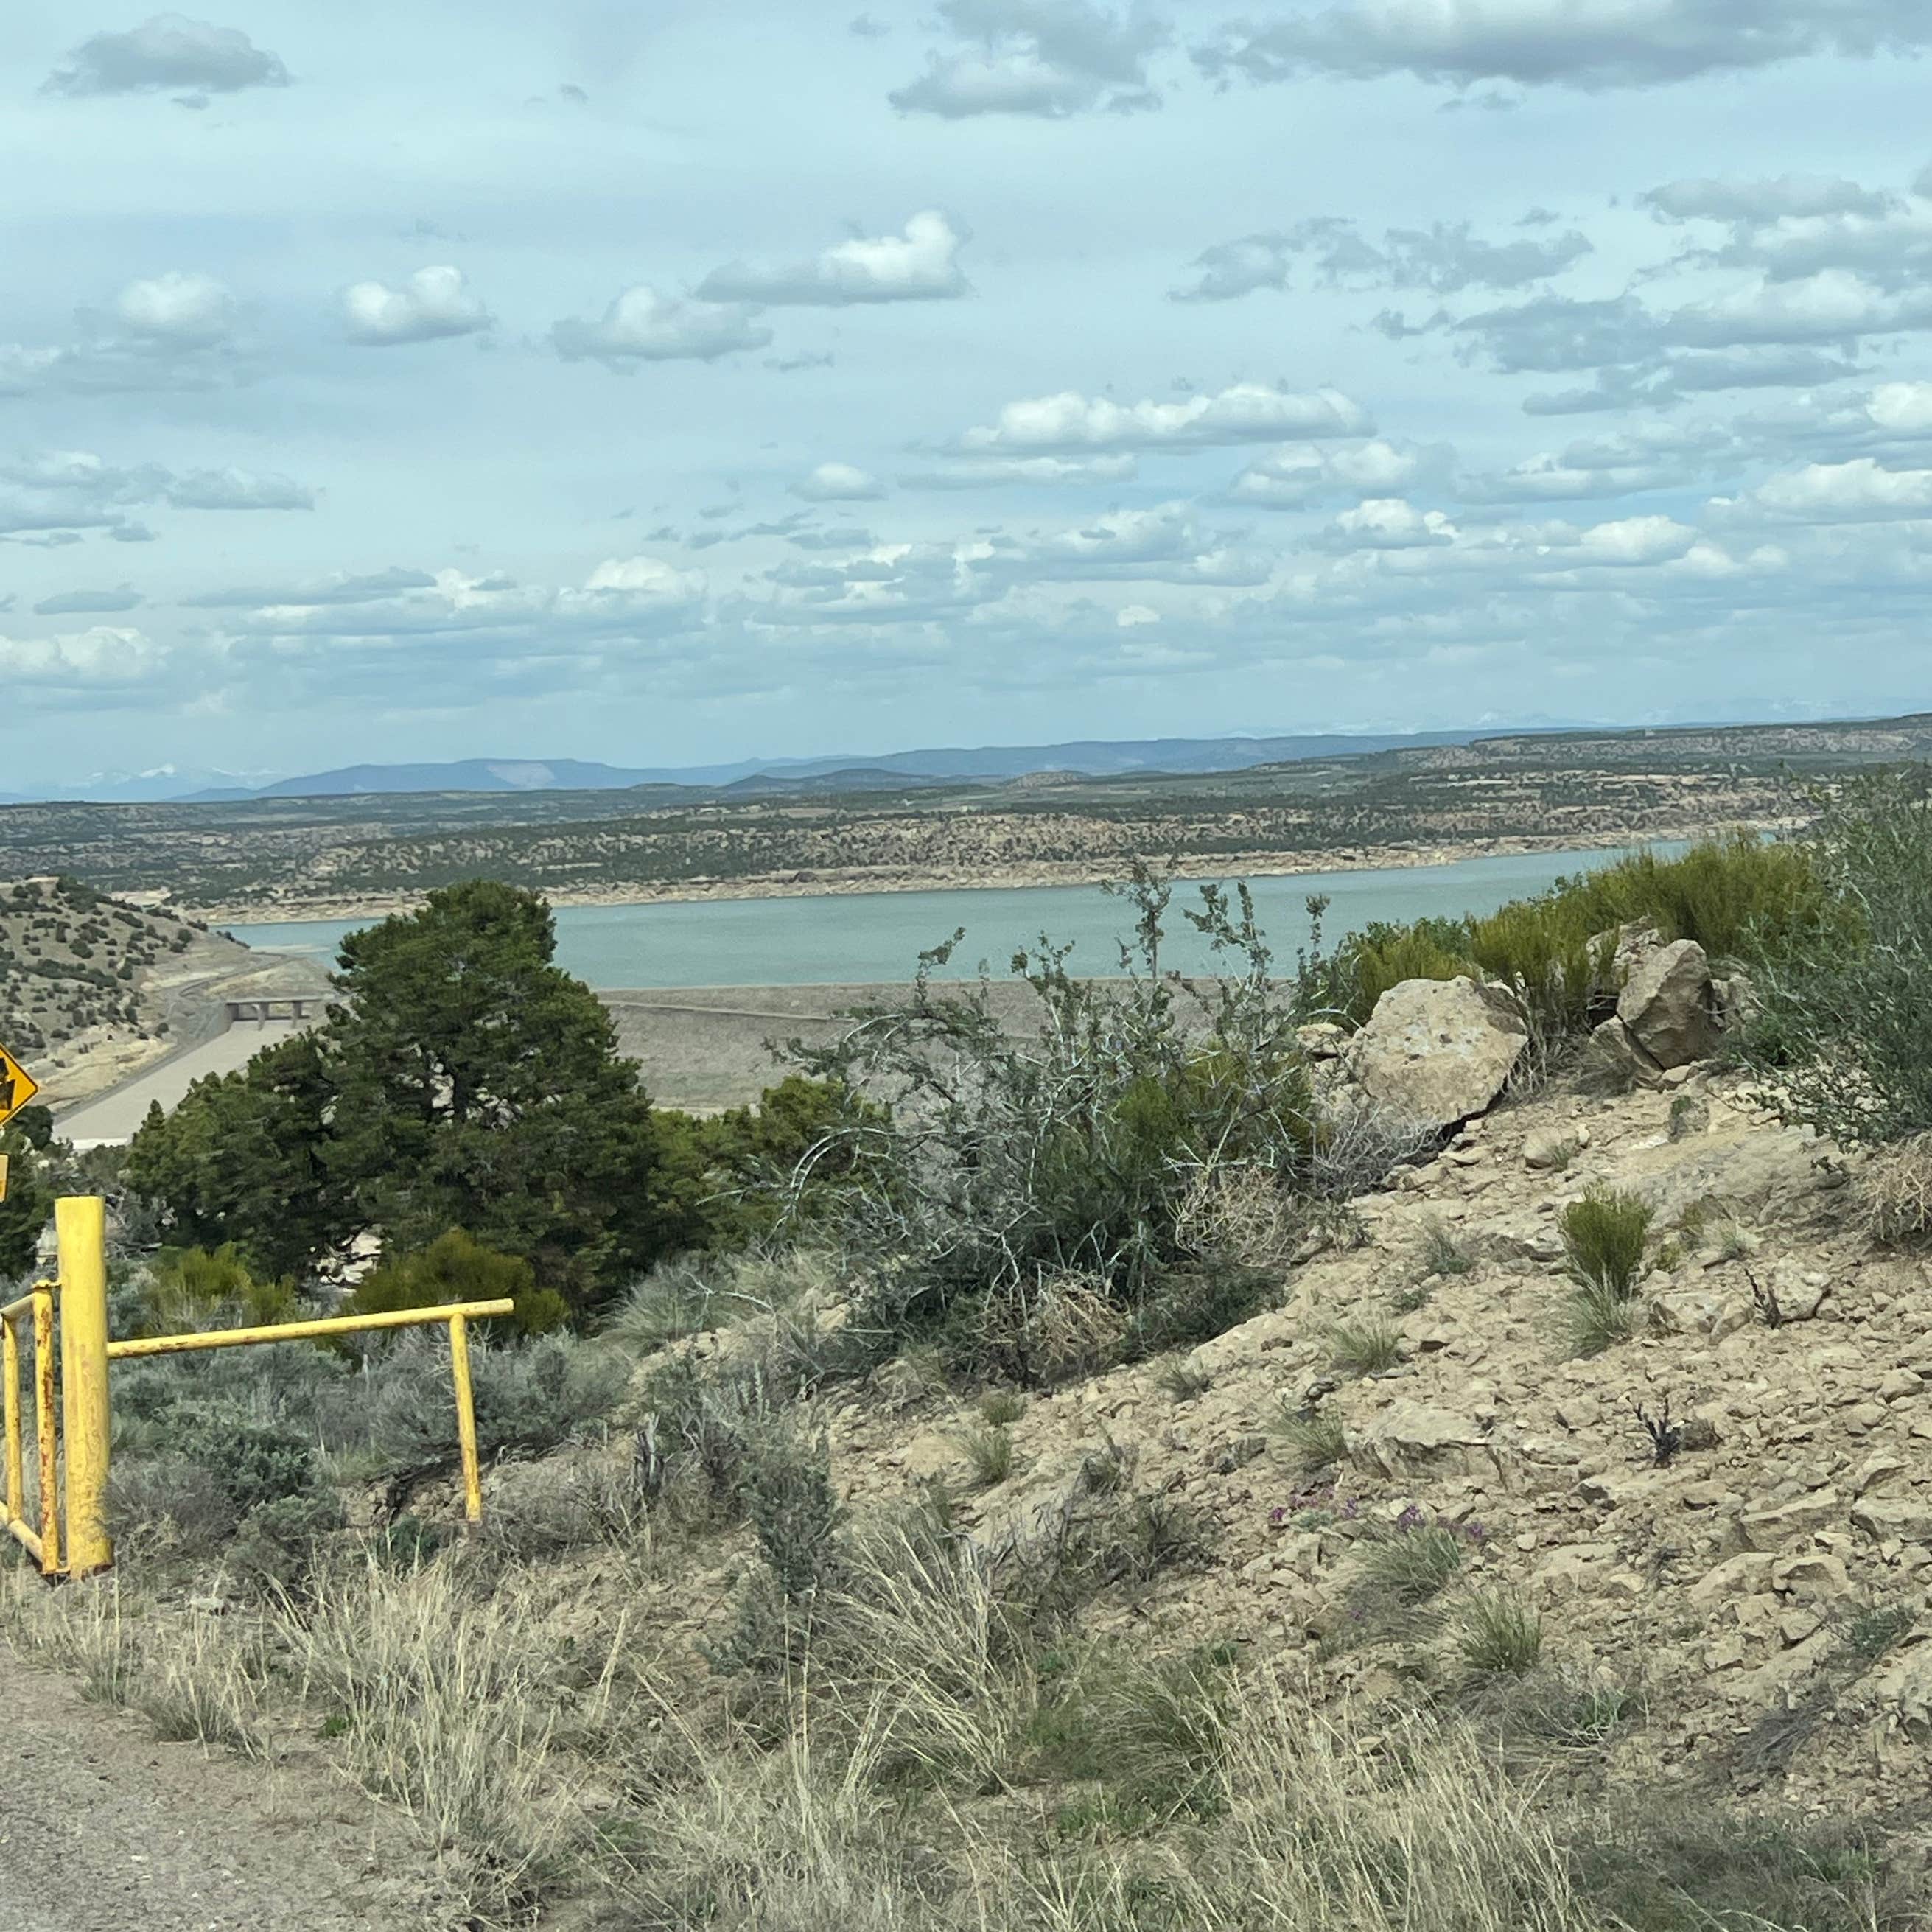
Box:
0, 731, 1538, 806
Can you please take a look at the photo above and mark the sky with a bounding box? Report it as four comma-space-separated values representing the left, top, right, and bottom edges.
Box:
7, 1, 1932, 786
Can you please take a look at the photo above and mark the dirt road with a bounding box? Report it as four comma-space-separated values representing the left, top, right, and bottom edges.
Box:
0, 1658, 446, 1930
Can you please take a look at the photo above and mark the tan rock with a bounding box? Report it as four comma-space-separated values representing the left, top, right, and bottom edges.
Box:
1880, 1368, 1925, 1401
1345, 977, 1529, 1133
1735, 1490, 1841, 1550
1872, 1637, 1932, 1735
1688, 1553, 1776, 1605
1348, 1399, 1495, 1479
1617, 939, 1721, 1068
1771, 1553, 1849, 1599
1855, 1453, 1908, 1497
1853, 1494, 1932, 1544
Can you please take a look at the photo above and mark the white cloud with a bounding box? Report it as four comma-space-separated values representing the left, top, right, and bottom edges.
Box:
1117, 603, 1160, 626
1194, 0, 1932, 94
164, 469, 315, 511
342, 266, 491, 346
960, 382, 1370, 452
1749, 458, 1932, 520
891, 0, 1167, 118
1644, 174, 1900, 223
900, 454, 1139, 488
792, 463, 886, 501
550, 287, 771, 365
1869, 382, 1932, 433
698, 211, 970, 306
0, 626, 161, 690
556, 556, 707, 618
1325, 498, 1457, 549
1228, 438, 1426, 506
1174, 217, 1589, 301
115, 272, 236, 345
1565, 514, 1700, 564
183, 569, 437, 609
45, 15, 289, 97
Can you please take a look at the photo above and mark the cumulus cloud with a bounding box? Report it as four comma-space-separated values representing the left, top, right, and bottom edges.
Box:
1320, 498, 1457, 549
891, 0, 1168, 117
164, 469, 315, 511
115, 272, 237, 345
1748, 457, 1932, 520
1173, 216, 1589, 301
342, 266, 491, 346
960, 382, 1371, 452
1193, 0, 1932, 94
45, 15, 289, 97
698, 211, 970, 305
32, 587, 143, 616
551, 287, 771, 365
0, 627, 161, 692
1228, 439, 1429, 506
792, 463, 886, 501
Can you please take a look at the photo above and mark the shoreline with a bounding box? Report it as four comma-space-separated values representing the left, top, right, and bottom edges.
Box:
184, 819, 1779, 929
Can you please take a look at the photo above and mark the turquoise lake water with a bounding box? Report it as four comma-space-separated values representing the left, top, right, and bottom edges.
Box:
223, 844, 1681, 990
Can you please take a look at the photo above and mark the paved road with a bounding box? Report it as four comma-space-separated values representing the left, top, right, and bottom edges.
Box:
0, 1655, 444, 1930
54, 1019, 312, 1148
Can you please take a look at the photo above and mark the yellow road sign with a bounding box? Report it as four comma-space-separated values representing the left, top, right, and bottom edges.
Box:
0, 1046, 39, 1132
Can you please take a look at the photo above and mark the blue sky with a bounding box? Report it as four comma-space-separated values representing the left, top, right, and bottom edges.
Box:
7, 1, 1932, 784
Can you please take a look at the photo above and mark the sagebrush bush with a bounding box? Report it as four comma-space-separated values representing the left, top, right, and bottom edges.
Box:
1740, 772, 1932, 1146
789, 867, 1319, 1381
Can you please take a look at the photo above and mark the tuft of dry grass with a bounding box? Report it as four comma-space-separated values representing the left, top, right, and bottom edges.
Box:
1861, 1133, 1932, 1245
280, 1560, 578, 1925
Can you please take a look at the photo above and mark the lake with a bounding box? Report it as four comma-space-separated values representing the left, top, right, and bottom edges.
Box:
223, 844, 1679, 990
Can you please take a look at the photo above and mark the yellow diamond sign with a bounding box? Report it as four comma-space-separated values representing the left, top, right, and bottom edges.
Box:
0, 1045, 39, 1132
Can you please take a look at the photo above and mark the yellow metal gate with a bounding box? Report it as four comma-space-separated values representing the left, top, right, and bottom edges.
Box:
6, 1195, 513, 1578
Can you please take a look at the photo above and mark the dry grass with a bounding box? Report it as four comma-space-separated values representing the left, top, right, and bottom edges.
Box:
281, 1561, 579, 1925
1861, 1133, 1932, 1245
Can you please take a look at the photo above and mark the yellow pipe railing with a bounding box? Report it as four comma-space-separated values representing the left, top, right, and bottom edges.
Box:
105, 1297, 516, 1530
2, 1197, 518, 1578
0, 1282, 61, 1575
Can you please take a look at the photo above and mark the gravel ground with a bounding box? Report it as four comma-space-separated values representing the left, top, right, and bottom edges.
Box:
0, 1659, 447, 1931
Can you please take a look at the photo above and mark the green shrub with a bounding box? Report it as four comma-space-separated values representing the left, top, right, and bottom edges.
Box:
1560, 1188, 1653, 1297
103, 1456, 238, 1561
140, 1243, 301, 1334
1418, 1218, 1474, 1278
956, 1424, 1019, 1490
1566, 1278, 1643, 1357
175, 1407, 320, 1513
1743, 771, 1932, 1146
1459, 1591, 1543, 1676
1357, 1518, 1469, 1606
788, 867, 1317, 1382
230, 1490, 344, 1590
1270, 1406, 1346, 1471
347, 1229, 567, 1337
1077, 1644, 1236, 1817
1330, 1318, 1402, 1376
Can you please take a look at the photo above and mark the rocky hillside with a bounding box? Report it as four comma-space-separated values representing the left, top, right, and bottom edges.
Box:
0, 875, 254, 1107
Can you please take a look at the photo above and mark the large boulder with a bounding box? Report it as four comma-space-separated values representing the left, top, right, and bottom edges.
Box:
1348, 1399, 1495, 1479
1346, 976, 1527, 1133
1617, 939, 1721, 1068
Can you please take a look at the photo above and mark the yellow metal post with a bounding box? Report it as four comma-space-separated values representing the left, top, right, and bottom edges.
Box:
32, 1289, 59, 1578
2, 1312, 18, 1528
55, 1197, 111, 1577
448, 1314, 483, 1525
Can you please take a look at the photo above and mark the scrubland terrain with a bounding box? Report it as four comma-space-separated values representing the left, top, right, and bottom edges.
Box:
8, 712, 1923, 920
3, 786, 1931, 1930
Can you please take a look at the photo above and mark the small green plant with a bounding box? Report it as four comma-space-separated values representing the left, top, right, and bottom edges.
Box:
1329, 1319, 1401, 1376
1566, 1278, 1643, 1357
957, 1424, 1020, 1490
1560, 1188, 1653, 1297
1843, 1602, 1914, 1666
1460, 1591, 1543, 1676
1155, 1357, 1213, 1401
1269, 1405, 1346, 1471
1357, 1516, 1469, 1606
1417, 1218, 1473, 1278
979, 1388, 1027, 1426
